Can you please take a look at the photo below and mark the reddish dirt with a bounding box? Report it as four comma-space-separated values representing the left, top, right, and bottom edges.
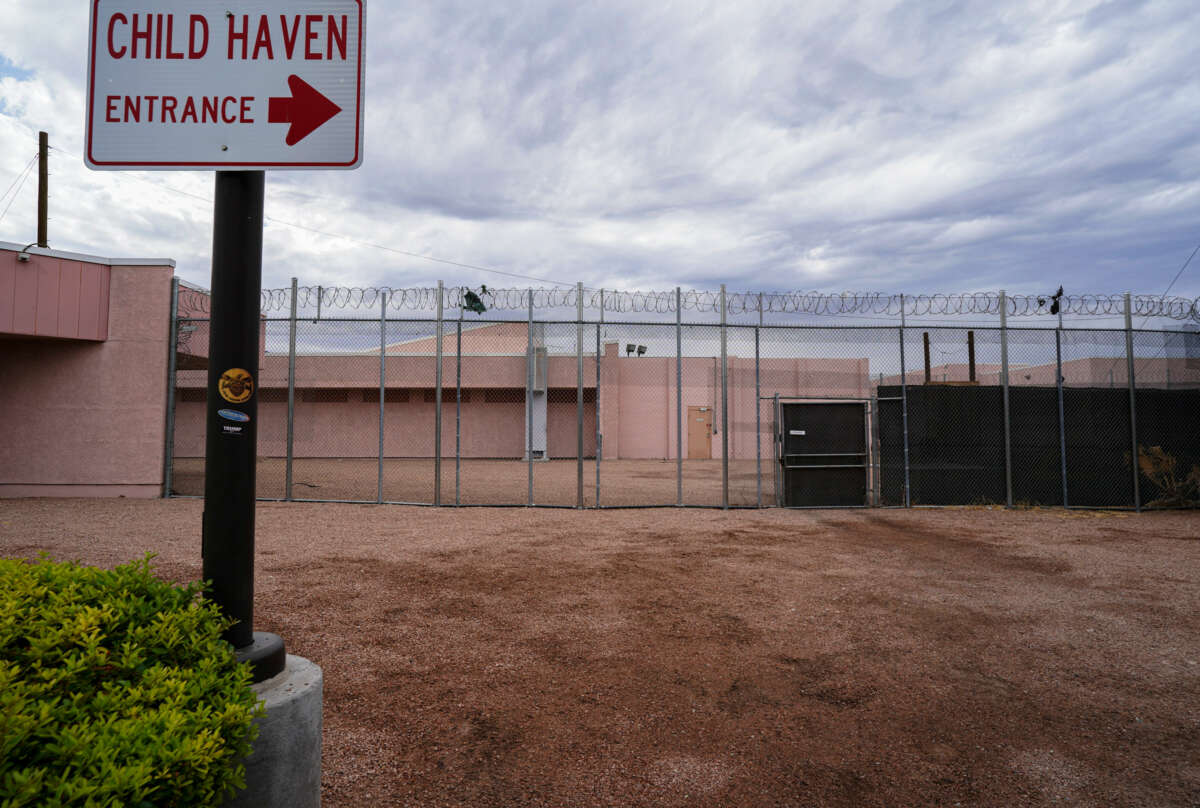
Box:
2, 500, 1199, 807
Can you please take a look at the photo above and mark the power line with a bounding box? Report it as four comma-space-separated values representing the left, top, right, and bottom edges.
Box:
1131, 238, 1200, 333
1155, 240, 1198, 303
46, 145, 572, 287
0, 153, 38, 225
260, 216, 573, 287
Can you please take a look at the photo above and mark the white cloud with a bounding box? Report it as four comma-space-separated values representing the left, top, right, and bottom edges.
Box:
0, 0, 1197, 306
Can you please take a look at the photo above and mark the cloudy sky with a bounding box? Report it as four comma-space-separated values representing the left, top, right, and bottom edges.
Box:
1, 0, 1197, 308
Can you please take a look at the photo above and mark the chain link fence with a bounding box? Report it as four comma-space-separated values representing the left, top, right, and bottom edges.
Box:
166, 285, 1200, 510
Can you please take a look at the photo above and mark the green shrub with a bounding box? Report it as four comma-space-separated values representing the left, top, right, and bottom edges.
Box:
0, 555, 262, 807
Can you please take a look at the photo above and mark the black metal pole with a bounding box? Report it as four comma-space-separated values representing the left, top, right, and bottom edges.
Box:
1055, 314, 1068, 507
201, 170, 284, 682
967, 330, 976, 382
923, 331, 931, 384
37, 131, 48, 248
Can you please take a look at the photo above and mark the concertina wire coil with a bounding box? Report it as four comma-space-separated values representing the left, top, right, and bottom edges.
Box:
178, 286, 1200, 322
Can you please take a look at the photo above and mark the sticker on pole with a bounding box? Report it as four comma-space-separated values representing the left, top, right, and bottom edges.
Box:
85, 0, 364, 170
218, 368, 254, 403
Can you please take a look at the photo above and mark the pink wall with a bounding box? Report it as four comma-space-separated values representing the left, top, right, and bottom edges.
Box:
383, 321, 531, 355
0, 250, 110, 340
0, 247, 175, 497
172, 391, 596, 458
172, 318, 1195, 469
173, 348, 600, 458
170, 330, 868, 462
598, 343, 871, 460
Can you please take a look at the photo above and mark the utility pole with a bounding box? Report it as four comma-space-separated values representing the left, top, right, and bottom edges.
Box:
37, 131, 48, 248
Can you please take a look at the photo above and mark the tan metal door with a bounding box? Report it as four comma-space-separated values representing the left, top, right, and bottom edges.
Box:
687, 406, 713, 459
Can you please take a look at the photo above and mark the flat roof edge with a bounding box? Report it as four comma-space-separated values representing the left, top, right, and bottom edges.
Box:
0, 241, 176, 268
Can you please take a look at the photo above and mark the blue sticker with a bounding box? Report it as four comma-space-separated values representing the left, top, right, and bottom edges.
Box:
218, 408, 250, 423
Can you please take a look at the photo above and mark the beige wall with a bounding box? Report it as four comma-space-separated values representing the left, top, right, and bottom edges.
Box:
599, 344, 871, 460
170, 334, 869, 462
172, 391, 597, 459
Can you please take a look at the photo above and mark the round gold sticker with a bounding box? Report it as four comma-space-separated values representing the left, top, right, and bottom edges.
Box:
218, 368, 254, 404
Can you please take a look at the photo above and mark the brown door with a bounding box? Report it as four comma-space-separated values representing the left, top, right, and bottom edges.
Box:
687, 406, 713, 459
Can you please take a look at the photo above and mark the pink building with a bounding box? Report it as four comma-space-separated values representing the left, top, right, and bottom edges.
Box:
0, 242, 175, 497
5, 239, 1193, 498
169, 319, 874, 463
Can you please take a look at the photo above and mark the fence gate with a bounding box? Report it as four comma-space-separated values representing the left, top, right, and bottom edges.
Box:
778, 401, 869, 507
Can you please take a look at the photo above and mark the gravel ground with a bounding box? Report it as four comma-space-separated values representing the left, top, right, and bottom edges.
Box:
2, 499, 1199, 807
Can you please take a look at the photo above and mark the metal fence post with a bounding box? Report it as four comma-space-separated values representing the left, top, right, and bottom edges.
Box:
773, 393, 781, 505
1056, 308, 1068, 507
378, 291, 386, 504
434, 281, 443, 506
527, 289, 534, 506
577, 281, 584, 508
285, 277, 297, 501
676, 287, 683, 507
162, 277, 180, 498
756, 292, 762, 508
596, 289, 602, 508
720, 284, 729, 510
1000, 289, 1013, 507
1125, 292, 1141, 512
899, 295, 910, 507
455, 301, 462, 506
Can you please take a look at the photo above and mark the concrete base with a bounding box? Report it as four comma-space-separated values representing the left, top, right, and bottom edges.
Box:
224, 654, 323, 808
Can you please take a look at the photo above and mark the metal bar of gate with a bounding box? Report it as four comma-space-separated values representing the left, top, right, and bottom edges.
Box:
596, 290, 602, 507
162, 277, 180, 498
755, 292, 762, 508
455, 304, 462, 506
899, 297, 910, 507
577, 281, 584, 509
285, 277, 297, 501
527, 290, 534, 506
720, 284, 728, 510
1056, 308, 1067, 507
773, 393, 781, 505
863, 400, 873, 506
676, 287, 683, 507
434, 281, 443, 506
1000, 289, 1013, 508
870, 396, 882, 506
378, 291, 386, 504
1125, 292, 1141, 512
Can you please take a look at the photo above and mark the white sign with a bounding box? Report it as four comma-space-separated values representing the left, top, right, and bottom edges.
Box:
86, 0, 364, 169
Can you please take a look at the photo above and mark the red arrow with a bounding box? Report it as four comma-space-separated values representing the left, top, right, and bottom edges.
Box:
268, 75, 342, 146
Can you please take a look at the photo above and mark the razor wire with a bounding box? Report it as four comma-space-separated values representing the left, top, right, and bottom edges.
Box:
176, 284, 1200, 322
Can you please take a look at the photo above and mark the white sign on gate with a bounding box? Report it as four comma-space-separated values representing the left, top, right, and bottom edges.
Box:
86, 0, 364, 169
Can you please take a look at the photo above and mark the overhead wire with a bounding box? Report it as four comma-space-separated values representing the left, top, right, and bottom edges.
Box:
1129, 237, 1200, 374
32, 146, 1200, 330
1136, 238, 1199, 331
0, 152, 38, 226
46, 145, 572, 287
1155, 241, 1199, 301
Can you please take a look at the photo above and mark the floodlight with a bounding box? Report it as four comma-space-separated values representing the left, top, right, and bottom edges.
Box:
636, 345, 647, 356
626, 344, 635, 356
